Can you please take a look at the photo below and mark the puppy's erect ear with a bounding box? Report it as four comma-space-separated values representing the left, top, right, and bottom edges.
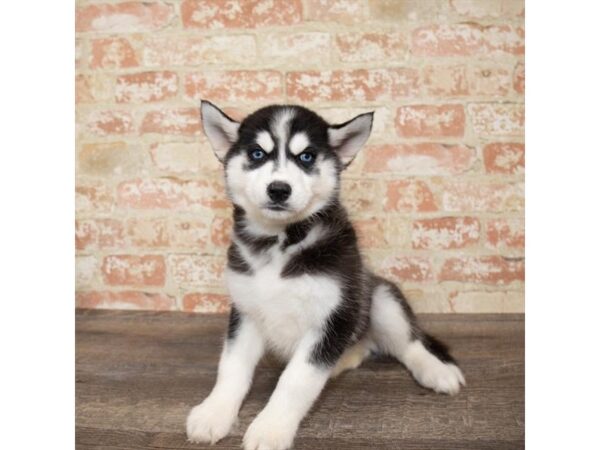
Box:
200, 100, 240, 162
328, 112, 374, 168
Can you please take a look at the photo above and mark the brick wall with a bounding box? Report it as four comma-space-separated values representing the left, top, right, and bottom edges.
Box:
75, 0, 525, 314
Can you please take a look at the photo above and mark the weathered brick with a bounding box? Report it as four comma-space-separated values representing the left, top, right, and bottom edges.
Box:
76, 255, 98, 288
398, 288, 447, 313
450, 0, 524, 18
369, 0, 450, 21
76, 74, 113, 103
422, 64, 512, 97
341, 179, 383, 213
140, 108, 201, 136
116, 71, 178, 103
76, 182, 113, 213
317, 106, 391, 140
126, 218, 169, 248
467, 64, 513, 96
220, 107, 252, 122
76, 219, 124, 250
412, 24, 524, 57
382, 218, 412, 249
211, 216, 233, 248
142, 35, 256, 67
287, 69, 418, 103
260, 32, 330, 65
422, 65, 468, 97
75, 76, 96, 104
76, 39, 84, 69
84, 110, 135, 136
379, 256, 434, 282
483, 142, 524, 174
447, 290, 524, 313
439, 256, 524, 285
181, 0, 302, 29
78, 141, 144, 176
486, 218, 525, 249
305, 0, 368, 23
117, 178, 227, 210
412, 217, 480, 249
335, 32, 407, 62
385, 179, 437, 212
90, 38, 138, 69
514, 62, 525, 94
354, 218, 387, 248
75, 220, 96, 251
76, 2, 175, 33
182, 293, 230, 313
102, 255, 166, 287
468, 103, 524, 136
389, 68, 422, 98
76, 291, 175, 311
150, 142, 202, 174
168, 255, 224, 288
442, 181, 524, 212
395, 105, 465, 137
168, 218, 210, 249
184, 71, 283, 102
364, 143, 476, 175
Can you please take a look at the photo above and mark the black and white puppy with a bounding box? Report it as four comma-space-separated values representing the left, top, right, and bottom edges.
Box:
186, 101, 465, 450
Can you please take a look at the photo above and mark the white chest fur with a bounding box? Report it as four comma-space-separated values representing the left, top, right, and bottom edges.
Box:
225, 229, 341, 360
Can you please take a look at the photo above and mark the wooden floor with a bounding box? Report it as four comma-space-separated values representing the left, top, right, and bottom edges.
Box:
76, 310, 524, 450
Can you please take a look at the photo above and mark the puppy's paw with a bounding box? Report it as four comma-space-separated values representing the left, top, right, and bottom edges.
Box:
243, 411, 297, 450
186, 397, 237, 444
413, 361, 466, 395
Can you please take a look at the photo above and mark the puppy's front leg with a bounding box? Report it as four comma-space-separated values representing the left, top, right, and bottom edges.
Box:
243, 333, 331, 450
187, 308, 264, 444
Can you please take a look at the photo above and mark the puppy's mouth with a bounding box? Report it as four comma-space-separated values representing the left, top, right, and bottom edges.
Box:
264, 204, 288, 212
261, 203, 298, 221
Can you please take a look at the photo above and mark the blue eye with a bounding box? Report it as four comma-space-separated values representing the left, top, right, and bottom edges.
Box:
298, 152, 315, 164
249, 148, 266, 161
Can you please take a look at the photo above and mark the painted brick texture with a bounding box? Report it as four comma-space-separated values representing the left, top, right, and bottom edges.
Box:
76, 0, 524, 314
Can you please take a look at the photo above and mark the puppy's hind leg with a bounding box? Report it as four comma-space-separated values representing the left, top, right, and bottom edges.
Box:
330, 337, 372, 378
369, 278, 465, 395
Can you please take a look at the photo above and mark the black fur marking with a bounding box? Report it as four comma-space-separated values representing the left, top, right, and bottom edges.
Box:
227, 244, 252, 274
227, 306, 241, 340
232, 206, 277, 253
288, 151, 321, 175
311, 310, 357, 366
223, 105, 343, 174
244, 143, 277, 170
280, 216, 313, 250
281, 202, 357, 278
310, 281, 368, 367
289, 108, 330, 147
420, 333, 456, 364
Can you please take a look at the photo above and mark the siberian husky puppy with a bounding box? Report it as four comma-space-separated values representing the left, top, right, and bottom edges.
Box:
186, 101, 465, 450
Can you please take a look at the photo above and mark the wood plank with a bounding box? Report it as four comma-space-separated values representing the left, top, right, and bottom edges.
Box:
76, 427, 523, 450
76, 309, 524, 449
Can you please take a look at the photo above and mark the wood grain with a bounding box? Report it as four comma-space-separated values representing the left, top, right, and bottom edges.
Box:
76, 310, 524, 449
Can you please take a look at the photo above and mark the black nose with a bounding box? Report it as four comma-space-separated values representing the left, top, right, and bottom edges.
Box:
267, 181, 292, 203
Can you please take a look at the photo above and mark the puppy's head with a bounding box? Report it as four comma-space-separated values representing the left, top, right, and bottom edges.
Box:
201, 101, 373, 226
